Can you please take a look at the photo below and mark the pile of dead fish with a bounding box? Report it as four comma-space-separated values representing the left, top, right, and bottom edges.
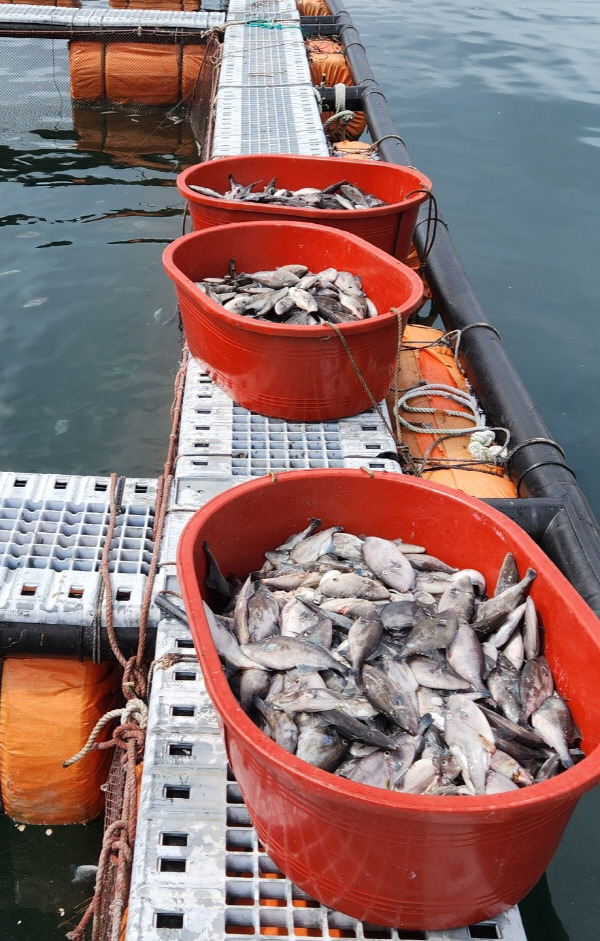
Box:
195, 263, 377, 325
203, 521, 582, 796
189, 175, 388, 211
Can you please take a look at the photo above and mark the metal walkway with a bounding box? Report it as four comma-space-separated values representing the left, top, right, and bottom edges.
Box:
125, 3, 530, 941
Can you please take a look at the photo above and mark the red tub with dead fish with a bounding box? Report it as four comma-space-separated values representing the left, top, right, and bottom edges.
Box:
177, 469, 600, 930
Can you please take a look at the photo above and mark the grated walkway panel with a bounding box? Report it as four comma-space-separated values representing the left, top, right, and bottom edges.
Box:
0, 5, 225, 29
0, 472, 157, 630
213, 0, 327, 156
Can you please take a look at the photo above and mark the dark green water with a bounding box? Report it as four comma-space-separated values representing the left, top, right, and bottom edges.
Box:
0, 3, 599, 938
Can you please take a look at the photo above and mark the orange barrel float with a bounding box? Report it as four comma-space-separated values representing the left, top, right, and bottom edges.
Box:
177, 468, 600, 931
110, 0, 200, 8
394, 324, 518, 498
0, 0, 80, 5
162, 220, 424, 421
177, 154, 432, 263
0, 656, 121, 824
69, 42, 210, 107
297, 0, 330, 15
306, 38, 366, 141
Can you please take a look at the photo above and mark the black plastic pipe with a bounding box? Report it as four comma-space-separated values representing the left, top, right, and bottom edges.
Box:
0, 25, 217, 42
327, 0, 600, 616
0, 621, 156, 660
314, 85, 363, 111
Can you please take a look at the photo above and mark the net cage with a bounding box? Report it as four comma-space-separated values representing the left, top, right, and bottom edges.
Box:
0, 6, 223, 166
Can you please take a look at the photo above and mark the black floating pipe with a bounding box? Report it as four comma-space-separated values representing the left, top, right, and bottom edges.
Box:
314, 85, 363, 111
0, 621, 156, 660
0, 25, 217, 42
300, 16, 339, 26
327, 0, 600, 617
301, 23, 342, 36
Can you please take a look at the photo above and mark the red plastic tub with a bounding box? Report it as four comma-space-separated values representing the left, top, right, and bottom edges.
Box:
177, 469, 600, 931
177, 154, 432, 262
162, 220, 424, 421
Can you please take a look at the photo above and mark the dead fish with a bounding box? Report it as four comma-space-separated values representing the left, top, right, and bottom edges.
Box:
444, 694, 495, 795
296, 724, 348, 771
446, 620, 488, 697
407, 655, 471, 692
347, 613, 383, 677
362, 536, 416, 593
518, 655, 554, 725
319, 709, 401, 751
319, 570, 390, 601
253, 695, 298, 753
475, 568, 536, 636
247, 586, 281, 642
531, 694, 578, 768
399, 611, 459, 659
290, 525, 342, 564
494, 552, 520, 595
360, 662, 419, 735
204, 602, 267, 672
437, 572, 476, 621
241, 636, 346, 673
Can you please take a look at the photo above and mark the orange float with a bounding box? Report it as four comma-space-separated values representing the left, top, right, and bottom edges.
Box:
306, 39, 367, 142
296, 0, 330, 14
391, 324, 518, 497
69, 41, 211, 107
0, 656, 122, 824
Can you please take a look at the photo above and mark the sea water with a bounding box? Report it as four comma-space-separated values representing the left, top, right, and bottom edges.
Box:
0, 2, 599, 938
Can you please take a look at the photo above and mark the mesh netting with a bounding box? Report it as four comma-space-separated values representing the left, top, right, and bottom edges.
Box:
0, 6, 222, 162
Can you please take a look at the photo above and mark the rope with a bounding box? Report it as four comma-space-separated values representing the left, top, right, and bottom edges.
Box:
327, 320, 396, 440
394, 382, 488, 436
334, 82, 346, 114
322, 109, 355, 140
62, 699, 148, 768
367, 133, 407, 151
100, 473, 128, 670
65, 345, 186, 938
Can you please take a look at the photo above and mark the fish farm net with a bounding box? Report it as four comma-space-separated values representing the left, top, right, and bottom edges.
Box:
0, 7, 223, 162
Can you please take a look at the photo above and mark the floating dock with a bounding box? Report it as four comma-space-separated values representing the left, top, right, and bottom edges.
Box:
2, 0, 598, 938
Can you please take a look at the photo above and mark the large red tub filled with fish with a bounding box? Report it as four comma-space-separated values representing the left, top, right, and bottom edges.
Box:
177, 469, 600, 931
177, 154, 432, 262
162, 220, 424, 421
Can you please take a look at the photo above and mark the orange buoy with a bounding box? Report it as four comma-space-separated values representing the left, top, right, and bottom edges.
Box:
0, 656, 121, 824
391, 324, 518, 498
69, 41, 211, 107
297, 0, 330, 14
306, 39, 367, 142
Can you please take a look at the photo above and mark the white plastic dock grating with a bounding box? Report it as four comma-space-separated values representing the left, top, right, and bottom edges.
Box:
0, 473, 157, 628
220, 24, 312, 87
128, 1, 528, 938
212, 82, 329, 155
212, 5, 328, 156
227, 0, 300, 22
177, 358, 401, 472
0, 5, 225, 29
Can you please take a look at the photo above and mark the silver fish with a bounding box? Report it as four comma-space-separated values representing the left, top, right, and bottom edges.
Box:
241, 636, 346, 673
518, 655, 554, 725
531, 694, 577, 768
444, 694, 495, 795
347, 613, 383, 677
362, 536, 416, 593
